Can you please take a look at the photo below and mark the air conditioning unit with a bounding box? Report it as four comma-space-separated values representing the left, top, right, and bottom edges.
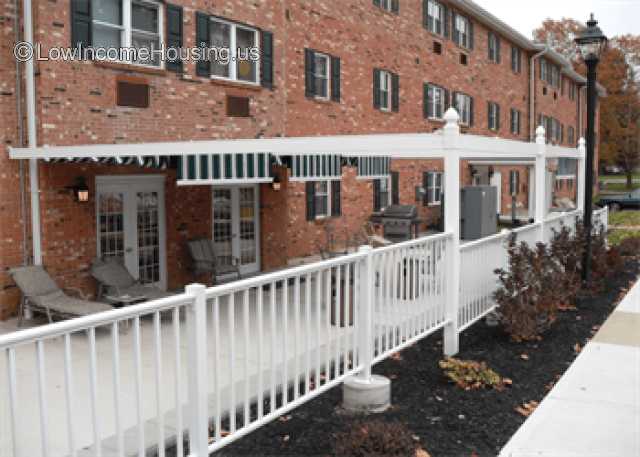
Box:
461, 186, 498, 240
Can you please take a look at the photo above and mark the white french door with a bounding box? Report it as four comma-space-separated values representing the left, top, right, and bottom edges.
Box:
212, 185, 260, 277
96, 176, 167, 290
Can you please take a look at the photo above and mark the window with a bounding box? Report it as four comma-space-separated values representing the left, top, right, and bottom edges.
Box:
374, 178, 391, 212
314, 181, 330, 218
426, 0, 445, 36
509, 170, 520, 196
511, 45, 521, 73
433, 41, 443, 55
488, 32, 500, 63
510, 109, 521, 135
92, 0, 163, 67
376, 0, 399, 13
425, 171, 443, 206
313, 53, 330, 99
374, 69, 398, 112
453, 92, 472, 125
454, 14, 471, 49
380, 70, 391, 111
210, 17, 259, 83
459, 53, 468, 66
425, 84, 447, 120
488, 102, 500, 131
540, 58, 560, 88
568, 126, 576, 145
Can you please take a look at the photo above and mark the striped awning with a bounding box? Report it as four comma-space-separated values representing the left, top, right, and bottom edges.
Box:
288, 154, 342, 182
356, 156, 391, 179
176, 153, 273, 186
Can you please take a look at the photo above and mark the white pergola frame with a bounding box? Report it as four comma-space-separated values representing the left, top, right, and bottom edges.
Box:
9, 108, 586, 356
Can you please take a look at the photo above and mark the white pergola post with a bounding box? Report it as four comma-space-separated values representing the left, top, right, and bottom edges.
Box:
577, 138, 587, 213
534, 126, 547, 241
443, 108, 461, 357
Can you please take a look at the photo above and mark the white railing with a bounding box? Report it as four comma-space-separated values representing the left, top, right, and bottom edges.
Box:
0, 208, 607, 457
593, 206, 609, 233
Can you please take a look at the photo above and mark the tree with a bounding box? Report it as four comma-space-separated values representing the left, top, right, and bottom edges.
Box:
533, 18, 585, 62
598, 48, 640, 189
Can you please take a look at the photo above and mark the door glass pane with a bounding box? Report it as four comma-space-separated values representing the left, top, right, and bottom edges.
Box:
98, 193, 125, 261
213, 189, 234, 268
239, 188, 257, 265
137, 192, 160, 284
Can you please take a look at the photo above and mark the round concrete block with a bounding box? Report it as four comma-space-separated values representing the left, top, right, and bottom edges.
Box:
342, 375, 391, 414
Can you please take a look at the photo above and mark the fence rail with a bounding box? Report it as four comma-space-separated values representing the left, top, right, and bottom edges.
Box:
0, 209, 609, 457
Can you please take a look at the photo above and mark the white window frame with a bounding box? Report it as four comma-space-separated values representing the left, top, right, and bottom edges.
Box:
510, 109, 521, 135
488, 102, 499, 131
455, 92, 471, 126
426, 0, 444, 36
378, 177, 391, 211
455, 15, 470, 49
488, 32, 499, 63
427, 171, 443, 206
209, 17, 261, 85
379, 70, 392, 112
511, 45, 521, 73
91, 0, 164, 69
313, 52, 331, 100
314, 180, 331, 219
428, 84, 446, 120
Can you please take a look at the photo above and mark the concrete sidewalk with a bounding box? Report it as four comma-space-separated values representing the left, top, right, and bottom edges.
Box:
500, 277, 640, 457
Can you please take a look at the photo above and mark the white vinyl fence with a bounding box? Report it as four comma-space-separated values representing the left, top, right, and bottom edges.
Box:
0, 210, 609, 457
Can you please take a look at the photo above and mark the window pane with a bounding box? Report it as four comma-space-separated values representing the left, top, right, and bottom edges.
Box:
211, 21, 231, 78
93, 24, 121, 48
314, 55, 329, 97
132, 2, 158, 33
132, 33, 160, 65
93, 0, 121, 25
236, 27, 257, 82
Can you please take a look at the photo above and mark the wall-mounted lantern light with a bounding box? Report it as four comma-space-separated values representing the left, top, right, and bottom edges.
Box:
271, 174, 282, 191
67, 176, 89, 202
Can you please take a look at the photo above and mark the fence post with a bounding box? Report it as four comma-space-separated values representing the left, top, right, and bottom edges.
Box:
357, 245, 374, 382
443, 108, 461, 357
577, 137, 586, 214
185, 284, 209, 457
535, 125, 547, 242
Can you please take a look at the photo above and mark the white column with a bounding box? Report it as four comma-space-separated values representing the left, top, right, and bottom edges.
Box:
357, 245, 374, 382
535, 126, 547, 242
443, 108, 461, 357
577, 138, 586, 213
186, 284, 209, 457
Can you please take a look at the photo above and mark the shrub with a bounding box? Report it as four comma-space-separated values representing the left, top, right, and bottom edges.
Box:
549, 225, 583, 307
333, 420, 418, 457
617, 236, 640, 258
439, 358, 504, 390
493, 235, 563, 341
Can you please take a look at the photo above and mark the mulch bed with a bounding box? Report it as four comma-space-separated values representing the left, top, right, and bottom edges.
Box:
192, 261, 639, 457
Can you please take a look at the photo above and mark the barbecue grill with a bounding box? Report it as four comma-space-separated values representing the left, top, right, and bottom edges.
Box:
380, 205, 420, 243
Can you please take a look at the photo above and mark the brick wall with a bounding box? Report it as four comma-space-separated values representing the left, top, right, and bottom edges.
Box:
0, 0, 594, 317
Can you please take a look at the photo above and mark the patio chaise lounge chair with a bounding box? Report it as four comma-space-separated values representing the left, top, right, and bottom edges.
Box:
9, 265, 113, 325
188, 239, 241, 285
91, 257, 171, 301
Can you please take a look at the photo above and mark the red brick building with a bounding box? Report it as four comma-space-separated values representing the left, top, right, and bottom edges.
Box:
0, 0, 598, 319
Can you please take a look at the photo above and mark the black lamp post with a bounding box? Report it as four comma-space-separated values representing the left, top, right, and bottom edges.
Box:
575, 14, 607, 283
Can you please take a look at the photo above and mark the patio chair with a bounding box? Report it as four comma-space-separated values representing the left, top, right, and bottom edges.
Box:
187, 239, 241, 285
90, 257, 171, 301
9, 265, 113, 326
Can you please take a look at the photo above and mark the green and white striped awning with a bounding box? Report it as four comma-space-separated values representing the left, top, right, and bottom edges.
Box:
288, 154, 342, 182
176, 153, 273, 186
356, 156, 391, 179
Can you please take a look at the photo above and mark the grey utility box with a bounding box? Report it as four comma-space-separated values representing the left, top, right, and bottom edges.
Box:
461, 186, 498, 240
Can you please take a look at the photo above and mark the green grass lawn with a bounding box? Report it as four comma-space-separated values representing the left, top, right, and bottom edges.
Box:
608, 209, 640, 246
600, 182, 640, 193
600, 173, 640, 182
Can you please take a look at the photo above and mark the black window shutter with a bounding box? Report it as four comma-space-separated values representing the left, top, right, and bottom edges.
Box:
166, 5, 183, 72
443, 5, 450, 38
391, 0, 399, 14
331, 181, 341, 217
305, 49, 316, 98
391, 171, 400, 205
496, 104, 501, 130
71, 0, 92, 50
424, 84, 431, 118
487, 102, 492, 129
330, 56, 341, 102
391, 73, 400, 112
488, 33, 493, 60
423, 172, 431, 206
496, 36, 501, 63
260, 31, 274, 89
444, 88, 450, 109
195, 12, 210, 77
452, 12, 459, 43
306, 181, 316, 221
468, 21, 474, 49
469, 96, 475, 126
373, 179, 381, 212
423, 0, 429, 28
373, 69, 381, 109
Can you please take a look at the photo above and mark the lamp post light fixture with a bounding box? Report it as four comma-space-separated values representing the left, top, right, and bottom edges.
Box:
575, 13, 607, 283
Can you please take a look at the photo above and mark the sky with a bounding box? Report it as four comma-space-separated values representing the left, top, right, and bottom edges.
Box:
474, 0, 640, 39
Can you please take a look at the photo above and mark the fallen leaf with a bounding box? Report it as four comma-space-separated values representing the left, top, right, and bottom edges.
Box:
503, 378, 513, 386
416, 449, 431, 457
520, 354, 530, 361
412, 435, 421, 442
282, 435, 290, 442
515, 401, 539, 417
574, 343, 582, 354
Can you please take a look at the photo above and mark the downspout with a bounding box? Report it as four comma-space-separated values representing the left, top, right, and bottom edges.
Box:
14, 0, 28, 265
23, 0, 42, 265
529, 48, 548, 141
